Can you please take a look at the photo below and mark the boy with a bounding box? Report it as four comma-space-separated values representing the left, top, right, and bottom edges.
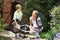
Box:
13, 4, 26, 39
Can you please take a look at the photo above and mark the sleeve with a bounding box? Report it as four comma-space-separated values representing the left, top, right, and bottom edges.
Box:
21, 11, 23, 16
30, 16, 32, 21
13, 12, 16, 20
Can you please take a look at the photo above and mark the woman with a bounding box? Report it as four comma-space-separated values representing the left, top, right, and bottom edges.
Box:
13, 4, 26, 39
29, 10, 40, 38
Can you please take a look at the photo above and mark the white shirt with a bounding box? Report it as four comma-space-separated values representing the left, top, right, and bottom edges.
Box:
13, 11, 23, 20
30, 16, 38, 28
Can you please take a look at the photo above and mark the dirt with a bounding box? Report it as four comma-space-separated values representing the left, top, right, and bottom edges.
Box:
0, 30, 46, 40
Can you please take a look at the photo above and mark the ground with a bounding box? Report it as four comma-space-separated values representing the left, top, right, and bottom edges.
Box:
0, 30, 46, 40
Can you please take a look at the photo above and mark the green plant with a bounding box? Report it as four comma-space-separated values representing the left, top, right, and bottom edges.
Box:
48, 5, 60, 40
0, 15, 7, 32
22, 0, 59, 31
41, 31, 52, 40
41, 5, 60, 40
49, 5, 60, 32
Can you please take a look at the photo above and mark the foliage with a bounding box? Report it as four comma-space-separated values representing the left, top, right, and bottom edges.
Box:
22, 0, 59, 31
0, 14, 7, 32
40, 5, 60, 40
48, 5, 60, 40
0, 0, 2, 3
41, 31, 52, 40
49, 5, 60, 32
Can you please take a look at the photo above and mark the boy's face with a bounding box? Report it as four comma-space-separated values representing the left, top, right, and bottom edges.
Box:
16, 7, 22, 10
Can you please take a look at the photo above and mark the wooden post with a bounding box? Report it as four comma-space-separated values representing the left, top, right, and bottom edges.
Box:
2, 0, 11, 25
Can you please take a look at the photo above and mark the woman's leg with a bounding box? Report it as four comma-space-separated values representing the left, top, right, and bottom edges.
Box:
35, 32, 40, 38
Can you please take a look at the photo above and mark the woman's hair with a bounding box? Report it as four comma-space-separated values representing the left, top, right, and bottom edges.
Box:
15, 4, 22, 9
32, 10, 38, 15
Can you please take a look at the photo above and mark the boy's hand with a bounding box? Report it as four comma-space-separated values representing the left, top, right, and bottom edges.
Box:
15, 24, 21, 29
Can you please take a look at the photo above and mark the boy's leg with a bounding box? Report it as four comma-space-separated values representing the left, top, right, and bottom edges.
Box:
13, 26, 20, 39
15, 33, 20, 39
19, 30, 28, 38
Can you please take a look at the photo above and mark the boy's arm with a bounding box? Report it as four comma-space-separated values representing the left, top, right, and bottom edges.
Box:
19, 15, 23, 21
14, 19, 18, 25
19, 12, 23, 21
13, 12, 18, 25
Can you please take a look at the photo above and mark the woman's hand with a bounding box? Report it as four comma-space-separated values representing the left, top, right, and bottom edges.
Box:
29, 26, 35, 31
29, 26, 35, 34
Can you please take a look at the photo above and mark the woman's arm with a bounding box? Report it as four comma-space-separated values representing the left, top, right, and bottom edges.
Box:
30, 17, 33, 28
30, 20, 35, 33
30, 20, 32, 26
30, 20, 34, 29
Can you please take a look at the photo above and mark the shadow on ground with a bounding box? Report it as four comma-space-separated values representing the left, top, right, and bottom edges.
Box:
0, 35, 12, 40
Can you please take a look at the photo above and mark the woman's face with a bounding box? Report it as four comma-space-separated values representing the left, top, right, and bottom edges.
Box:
32, 12, 37, 17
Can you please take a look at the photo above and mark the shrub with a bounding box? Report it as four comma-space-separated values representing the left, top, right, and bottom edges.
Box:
49, 5, 60, 33
48, 5, 60, 40
22, 0, 54, 31
41, 5, 60, 40
0, 14, 7, 32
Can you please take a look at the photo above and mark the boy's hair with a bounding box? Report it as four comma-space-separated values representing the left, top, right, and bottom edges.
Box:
15, 4, 22, 9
